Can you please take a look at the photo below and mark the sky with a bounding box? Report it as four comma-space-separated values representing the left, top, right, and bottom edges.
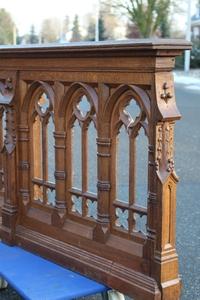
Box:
0, 0, 97, 35
0, 0, 198, 36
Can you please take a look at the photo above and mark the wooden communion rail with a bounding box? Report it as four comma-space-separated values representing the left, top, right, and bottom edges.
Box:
0, 40, 191, 300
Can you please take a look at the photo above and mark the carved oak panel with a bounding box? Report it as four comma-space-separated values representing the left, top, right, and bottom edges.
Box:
0, 40, 191, 300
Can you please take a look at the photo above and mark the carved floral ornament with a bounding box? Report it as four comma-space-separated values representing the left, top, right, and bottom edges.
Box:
0, 78, 17, 154
0, 78, 14, 105
165, 123, 175, 172
160, 82, 173, 103
3, 107, 17, 154
155, 122, 175, 174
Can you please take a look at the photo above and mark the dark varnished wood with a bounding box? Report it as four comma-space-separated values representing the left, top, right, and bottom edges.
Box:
0, 40, 191, 300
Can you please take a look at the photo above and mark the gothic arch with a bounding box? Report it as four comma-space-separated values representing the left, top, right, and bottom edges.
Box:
59, 82, 98, 119
21, 81, 55, 118
103, 84, 151, 125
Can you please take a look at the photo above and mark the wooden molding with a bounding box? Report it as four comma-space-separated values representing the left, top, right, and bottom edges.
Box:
16, 225, 161, 300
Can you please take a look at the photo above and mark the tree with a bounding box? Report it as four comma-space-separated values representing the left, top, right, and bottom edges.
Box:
85, 17, 95, 41
114, 0, 172, 38
126, 22, 140, 39
159, 16, 170, 38
71, 15, 82, 42
85, 13, 107, 41
41, 18, 61, 43
99, 15, 108, 40
155, 0, 171, 37
0, 8, 15, 45
28, 25, 39, 44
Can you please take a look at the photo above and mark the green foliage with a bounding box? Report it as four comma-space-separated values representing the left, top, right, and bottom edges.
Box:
85, 19, 95, 41
175, 54, 184, 69
115, 0, 171, 38
85, 15, 107, 41
190, 39, 200, 68
159, 17, 171, 38
29, 25, 39, 44
156, 0, 171, 37
99, 16, 108, 40
126, 22, 140, 38
0, 8, 15, 45
71, 15, 82, 42
175, 40, 200, 69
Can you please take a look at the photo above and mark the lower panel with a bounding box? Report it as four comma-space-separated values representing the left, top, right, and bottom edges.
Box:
15, 225, 161, 300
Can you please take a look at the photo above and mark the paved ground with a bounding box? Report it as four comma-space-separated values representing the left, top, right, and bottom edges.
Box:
0, 79, 199, 300
0, 286, 104, 300
0, 286, 22, 300
175, 83, 200, 300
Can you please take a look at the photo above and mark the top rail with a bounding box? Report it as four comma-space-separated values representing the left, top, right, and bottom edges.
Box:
0, 39, 191, 56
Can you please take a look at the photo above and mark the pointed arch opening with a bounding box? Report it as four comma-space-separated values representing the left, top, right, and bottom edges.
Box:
65, 86, 98, 223
30, 86, 55, 207
110, 89, 149, 238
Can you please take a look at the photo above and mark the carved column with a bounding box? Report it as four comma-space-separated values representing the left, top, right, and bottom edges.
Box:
52, 82, 67, 227
1, 105, 18, 245
18, 124, 30, 213
52, 131, 67, 227
148, 72, 182, 300
93, 84, 111, 243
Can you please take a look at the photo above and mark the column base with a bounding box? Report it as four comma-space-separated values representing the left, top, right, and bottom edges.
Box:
161, 277, 182, 300
0, 204, 18, 245
93, 223, 110, 243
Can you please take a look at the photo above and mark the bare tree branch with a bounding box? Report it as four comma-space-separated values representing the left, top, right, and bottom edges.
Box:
114, 0, 174, 38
